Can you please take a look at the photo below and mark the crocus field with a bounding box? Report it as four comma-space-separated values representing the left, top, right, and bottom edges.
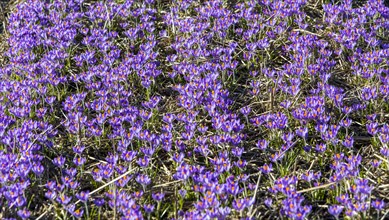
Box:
0, 0, 389, 219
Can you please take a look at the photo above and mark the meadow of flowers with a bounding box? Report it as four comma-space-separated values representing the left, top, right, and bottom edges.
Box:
0, 0, 389, 219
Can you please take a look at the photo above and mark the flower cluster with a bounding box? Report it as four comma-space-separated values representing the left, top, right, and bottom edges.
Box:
0, 0, 388, 219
